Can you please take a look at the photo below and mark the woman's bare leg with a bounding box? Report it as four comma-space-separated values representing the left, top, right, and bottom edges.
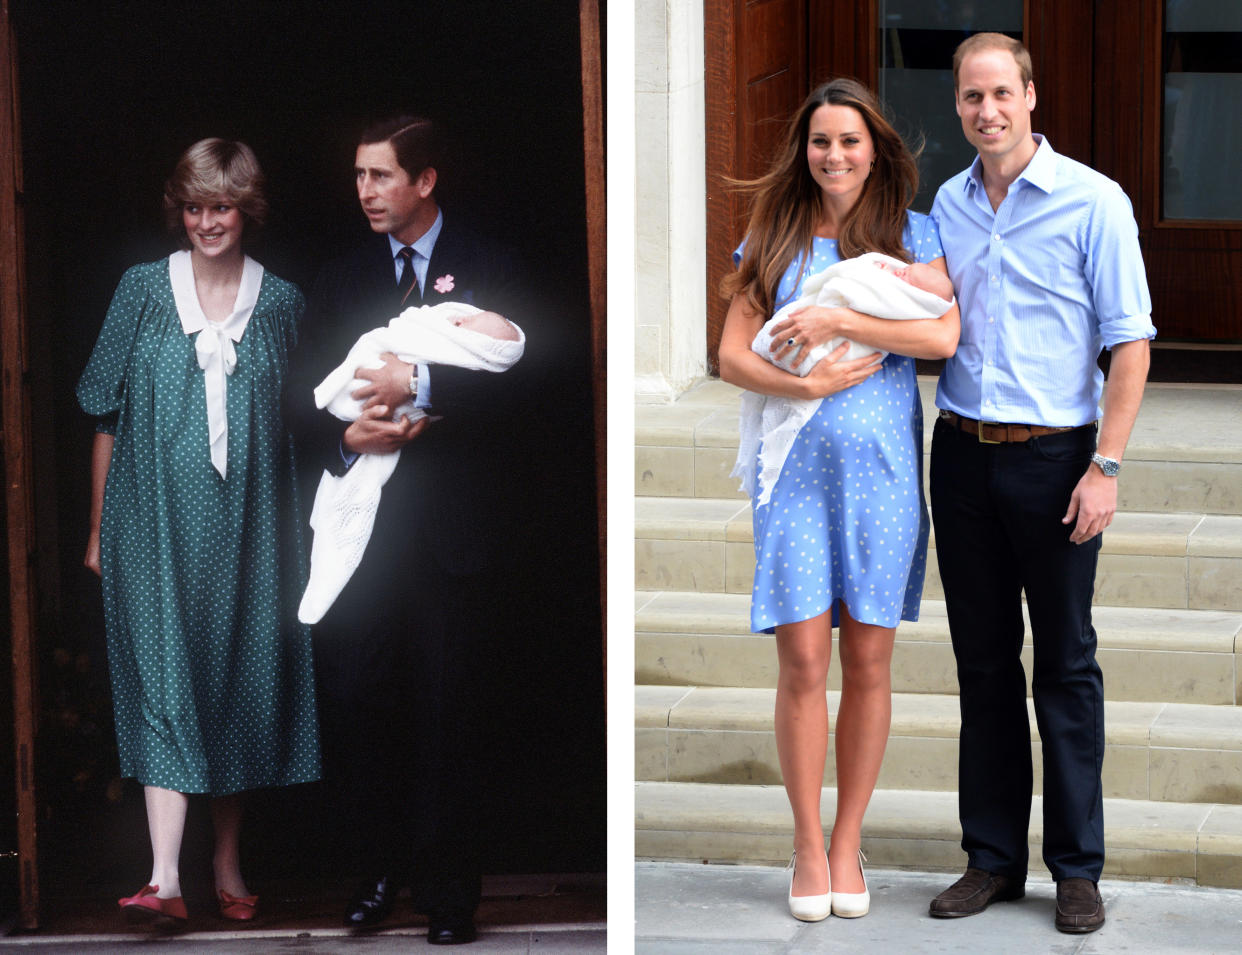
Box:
210, 793, 251, 897
774, 610, 833, 896
828, 603, 896, 893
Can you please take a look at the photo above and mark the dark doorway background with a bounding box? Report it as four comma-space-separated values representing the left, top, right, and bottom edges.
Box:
12, 0, 603, 908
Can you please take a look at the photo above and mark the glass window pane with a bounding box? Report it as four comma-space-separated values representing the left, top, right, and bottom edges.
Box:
878, 2, 1023, 213
1163, 0, 1242, 220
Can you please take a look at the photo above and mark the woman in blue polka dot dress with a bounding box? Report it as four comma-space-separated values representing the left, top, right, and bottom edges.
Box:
719, 79, 960, 923
77, 139, 320, 923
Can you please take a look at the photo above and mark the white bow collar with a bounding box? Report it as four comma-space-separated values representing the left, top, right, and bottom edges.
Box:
169, 250, 264, 477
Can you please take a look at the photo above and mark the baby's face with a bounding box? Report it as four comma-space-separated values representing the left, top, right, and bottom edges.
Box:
452, 310, 519, 341
872, 259, 916, 282
900, 263, 934, 289
873, 260, 949, 299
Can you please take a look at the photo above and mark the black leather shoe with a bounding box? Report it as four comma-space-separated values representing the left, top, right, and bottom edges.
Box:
1055, 878, 1104, 933
345, 875, 398, 928
427, 915, 477, 945
929, 867, 1025, 918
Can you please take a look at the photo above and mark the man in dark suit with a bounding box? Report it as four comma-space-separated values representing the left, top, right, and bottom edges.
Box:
287, 115, 525, 945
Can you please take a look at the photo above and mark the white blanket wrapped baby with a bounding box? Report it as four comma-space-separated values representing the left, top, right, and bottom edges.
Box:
732, 252, 954, 508
298, 302, 524, 624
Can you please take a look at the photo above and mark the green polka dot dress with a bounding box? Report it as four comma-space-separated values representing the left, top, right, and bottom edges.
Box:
77, 255, 321, 796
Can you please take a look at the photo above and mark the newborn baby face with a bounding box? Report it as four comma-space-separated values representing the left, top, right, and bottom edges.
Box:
872, 260, 953, 302
452, 309, 520, 341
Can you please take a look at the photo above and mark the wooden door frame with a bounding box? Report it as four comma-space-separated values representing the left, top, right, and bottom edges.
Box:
0, 0, 39, 931
703, 0, 745, 376
579, 0, 607, 693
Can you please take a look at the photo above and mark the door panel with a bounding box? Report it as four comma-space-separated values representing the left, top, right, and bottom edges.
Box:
1137, 0, 1242, 340
705, 0, 808, 367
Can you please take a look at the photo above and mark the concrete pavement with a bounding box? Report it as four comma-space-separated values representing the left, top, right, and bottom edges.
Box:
635, 861, 1242, 953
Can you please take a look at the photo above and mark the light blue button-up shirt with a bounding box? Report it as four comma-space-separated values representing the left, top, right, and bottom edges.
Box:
931, 136, 1155, 428
387, 209, 444, 294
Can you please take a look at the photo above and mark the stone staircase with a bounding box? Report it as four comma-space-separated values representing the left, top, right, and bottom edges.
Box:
635, 378, 1242, 887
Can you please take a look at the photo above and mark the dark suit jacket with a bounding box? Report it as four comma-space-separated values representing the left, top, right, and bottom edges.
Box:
286, 216, 528, 613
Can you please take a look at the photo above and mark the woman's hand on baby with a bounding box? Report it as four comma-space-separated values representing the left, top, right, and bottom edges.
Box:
343, 404, 430, 454
352, 352, 415, 412
769, 306, 848, 364
801, 342, 883, 398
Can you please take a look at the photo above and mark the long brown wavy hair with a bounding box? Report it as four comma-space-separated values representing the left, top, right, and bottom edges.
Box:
722, 78, 921, 320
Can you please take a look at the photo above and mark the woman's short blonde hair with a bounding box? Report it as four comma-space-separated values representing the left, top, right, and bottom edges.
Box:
162, 138, 269, 243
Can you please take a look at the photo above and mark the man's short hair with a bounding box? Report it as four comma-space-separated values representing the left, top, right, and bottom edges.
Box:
953, 32, 1033, 90
359, 115, 442, 182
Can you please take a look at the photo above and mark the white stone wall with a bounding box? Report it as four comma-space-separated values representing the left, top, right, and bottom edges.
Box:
635, 0, 707, 403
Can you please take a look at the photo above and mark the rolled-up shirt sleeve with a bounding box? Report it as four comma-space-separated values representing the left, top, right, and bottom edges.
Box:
1083, 182, 1156, 349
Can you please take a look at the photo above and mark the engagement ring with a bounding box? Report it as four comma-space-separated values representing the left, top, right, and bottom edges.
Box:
786, 338, 796, 347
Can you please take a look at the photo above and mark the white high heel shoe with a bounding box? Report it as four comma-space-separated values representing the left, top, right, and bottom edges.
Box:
787, 850, 832, 922
830, 849, 870, 918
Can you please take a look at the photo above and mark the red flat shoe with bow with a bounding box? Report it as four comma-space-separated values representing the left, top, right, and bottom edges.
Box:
118, 884, 188, 921
217, 888, 259, 920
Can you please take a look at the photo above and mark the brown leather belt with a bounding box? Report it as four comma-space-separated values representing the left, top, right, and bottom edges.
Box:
938, 409, 1088, 444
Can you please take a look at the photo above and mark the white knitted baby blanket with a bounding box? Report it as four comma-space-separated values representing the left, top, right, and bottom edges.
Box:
298, 302, 525, 624
731, 252, 953, 508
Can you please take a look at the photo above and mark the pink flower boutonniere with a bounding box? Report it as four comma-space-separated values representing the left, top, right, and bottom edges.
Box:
433, 274, 455, 294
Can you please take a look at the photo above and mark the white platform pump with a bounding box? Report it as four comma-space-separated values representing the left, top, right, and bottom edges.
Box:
787, 850, 832, 921
830, 848, 870, 918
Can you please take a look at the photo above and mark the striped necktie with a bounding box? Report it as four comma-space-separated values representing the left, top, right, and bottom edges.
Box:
397, 246, 418, 305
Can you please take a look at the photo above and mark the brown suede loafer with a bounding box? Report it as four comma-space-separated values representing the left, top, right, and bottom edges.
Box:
1055, 878, 1105, 933
929, 867, 1025, 918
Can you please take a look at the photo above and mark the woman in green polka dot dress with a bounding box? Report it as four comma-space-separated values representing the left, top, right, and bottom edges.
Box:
77, 139, 321, 923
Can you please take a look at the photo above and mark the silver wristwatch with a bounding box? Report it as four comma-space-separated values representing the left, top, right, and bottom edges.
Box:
407, 370, 418, 398
1091, 451, 1120, 477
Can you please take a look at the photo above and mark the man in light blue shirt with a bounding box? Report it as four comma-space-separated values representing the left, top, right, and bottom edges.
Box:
927, 33, 1154, 935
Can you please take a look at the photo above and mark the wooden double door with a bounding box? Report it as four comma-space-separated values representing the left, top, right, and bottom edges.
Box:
705, 0, 1242, 364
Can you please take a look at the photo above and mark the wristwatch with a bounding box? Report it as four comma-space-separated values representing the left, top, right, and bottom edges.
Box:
407, 370, 418, 398
1091, 451, 1121, 477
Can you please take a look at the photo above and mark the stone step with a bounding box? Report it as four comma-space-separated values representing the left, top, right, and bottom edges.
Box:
634, 781, 1242, 887
634, 497, 1242, 612
636, 379, 1242, 516
636, 685, 1242, 805
635, 591, 1242, 704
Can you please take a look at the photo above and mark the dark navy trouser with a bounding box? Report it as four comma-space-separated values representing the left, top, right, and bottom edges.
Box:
930, 417, 1105, 883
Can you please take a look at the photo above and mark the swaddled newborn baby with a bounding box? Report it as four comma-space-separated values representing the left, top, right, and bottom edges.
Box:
752, 253, 955, 372
299, 302, 525, 624
315, 306, 521, 424
733, 252, 955, 508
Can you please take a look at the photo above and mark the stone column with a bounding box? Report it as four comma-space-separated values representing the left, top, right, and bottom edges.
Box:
635, 0, 707, 403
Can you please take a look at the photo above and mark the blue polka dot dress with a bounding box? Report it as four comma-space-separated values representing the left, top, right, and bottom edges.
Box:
77, 257, 321, 796
742, 213, 941, 633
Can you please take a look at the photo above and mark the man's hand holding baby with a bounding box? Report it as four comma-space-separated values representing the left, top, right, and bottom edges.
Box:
342, 403, 429, 455
351, 351, 417, 413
